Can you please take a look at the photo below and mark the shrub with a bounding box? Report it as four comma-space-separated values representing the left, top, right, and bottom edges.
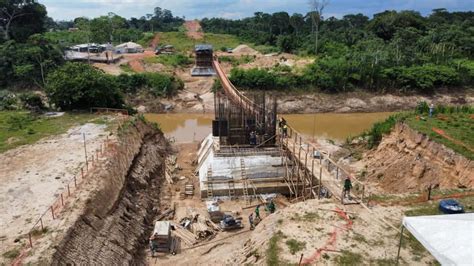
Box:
19, 92, 44, 110
285, 239, 306, 255
365, 114, 402, 148
0, 90, 18, 110
116, 72, 184, 97
45, 62, 124, 110
383, 64, 459, 92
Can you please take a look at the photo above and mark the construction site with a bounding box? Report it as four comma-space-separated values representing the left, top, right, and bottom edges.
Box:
2, 17, 474, 264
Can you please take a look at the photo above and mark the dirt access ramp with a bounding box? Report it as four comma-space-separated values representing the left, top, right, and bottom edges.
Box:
0, 122, 110, 264
185, 20, 203, 40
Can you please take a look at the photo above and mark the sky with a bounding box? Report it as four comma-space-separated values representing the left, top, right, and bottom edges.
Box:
41, 0, 473, 21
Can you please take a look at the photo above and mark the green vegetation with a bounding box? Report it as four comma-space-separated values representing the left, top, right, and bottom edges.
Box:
229, 60, 470, 93
116, 72, 184, 97
266, 231, 284, 266
219, 55, 256, 66
364, 113, 408, 148
31, 227, 49, 237
285, 239, 306, 255
335, 250, 363, 265
119, 63, 134, 73
360, 104, 474, 159
402, 196, 474, 260
405, 109, 474, 160
0, 111, 103, 152
290, 211, 320, 222
46, 62, 124, 110
2, 248, 20, 259
144, 53, 192, 67
203, 9, 474, 92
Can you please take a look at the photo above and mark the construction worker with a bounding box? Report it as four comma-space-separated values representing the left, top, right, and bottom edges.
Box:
282, 124, 288, 138
267, 200, 276, 213
343, 176, 352, 200
255, 205, 261, 220
249, 213, 255, 230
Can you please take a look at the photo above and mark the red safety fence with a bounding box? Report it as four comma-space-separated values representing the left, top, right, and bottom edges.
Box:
11, 116, 130, 265
300, 208, 353, 265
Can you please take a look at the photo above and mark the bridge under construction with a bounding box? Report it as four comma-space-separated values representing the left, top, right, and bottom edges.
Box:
196, 59, 365, 205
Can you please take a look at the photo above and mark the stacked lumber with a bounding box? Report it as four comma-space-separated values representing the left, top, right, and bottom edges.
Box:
171, 223, 198, 246
185, 183, 194, 196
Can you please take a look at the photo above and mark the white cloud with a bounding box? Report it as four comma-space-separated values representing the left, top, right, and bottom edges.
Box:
40, 0, 473, 21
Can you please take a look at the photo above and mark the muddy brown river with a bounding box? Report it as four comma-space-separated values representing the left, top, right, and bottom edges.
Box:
145, 112, 393, 143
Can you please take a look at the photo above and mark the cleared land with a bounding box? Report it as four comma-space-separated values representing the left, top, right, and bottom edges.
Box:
0, 113, 117, 263
405, 112, 474, 160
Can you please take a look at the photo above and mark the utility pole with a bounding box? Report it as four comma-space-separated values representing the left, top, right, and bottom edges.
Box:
83, 133, 88, 171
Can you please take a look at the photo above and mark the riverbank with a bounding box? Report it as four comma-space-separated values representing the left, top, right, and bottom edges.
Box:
136, 86, 474, 114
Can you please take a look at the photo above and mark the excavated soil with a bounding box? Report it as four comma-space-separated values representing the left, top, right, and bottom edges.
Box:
51, 123, 170, 264
362, 123, 474, 193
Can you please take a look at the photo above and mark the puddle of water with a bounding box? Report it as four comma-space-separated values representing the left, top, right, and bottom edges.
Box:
145, 112, 393, 143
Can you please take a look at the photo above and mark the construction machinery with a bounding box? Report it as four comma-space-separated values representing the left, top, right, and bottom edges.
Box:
219, 214, 243, 231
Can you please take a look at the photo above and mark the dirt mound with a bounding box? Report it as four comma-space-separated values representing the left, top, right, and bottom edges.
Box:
51, 122, 170, 264
184, 20, 203, 40
232, 44, 259, 55
363, 123, 474, 193
238, 199, 433, 265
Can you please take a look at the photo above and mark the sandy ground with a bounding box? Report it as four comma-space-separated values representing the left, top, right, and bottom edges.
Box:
0, 123, 109, 262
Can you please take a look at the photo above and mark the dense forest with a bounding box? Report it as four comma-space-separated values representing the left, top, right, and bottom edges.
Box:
204, 9, 474, 92
0, 1, 183, 110
0, 0, 473, 111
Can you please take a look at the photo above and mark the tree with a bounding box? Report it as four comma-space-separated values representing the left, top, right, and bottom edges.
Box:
0, 0, 47, 42
45, 62, 124, 110
289, 13, 305, 35
308, 0, 329, 55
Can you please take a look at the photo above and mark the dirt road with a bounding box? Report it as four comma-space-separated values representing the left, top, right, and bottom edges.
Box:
184, 20, 204, 40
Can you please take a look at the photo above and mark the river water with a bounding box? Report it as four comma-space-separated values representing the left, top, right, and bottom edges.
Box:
144, 112, 393, 143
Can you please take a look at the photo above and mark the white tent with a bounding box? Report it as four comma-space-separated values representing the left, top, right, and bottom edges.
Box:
401, 213, 474, 265
115, 42, 144, 53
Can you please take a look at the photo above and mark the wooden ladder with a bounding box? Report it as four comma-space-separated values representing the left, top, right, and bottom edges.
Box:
228, 179, 235, 199
241, 158, 251, 205
207, 166, 214, 198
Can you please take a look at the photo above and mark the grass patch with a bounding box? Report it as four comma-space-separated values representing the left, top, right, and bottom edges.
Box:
335, 250, 363, 265
219, 55, 256, 66
250, 44, 279, 54
2, 248, 20, 259
285, 239, 306, 255
290, 211, 320, 222
405, 112, 474, 160
0, 111, 104, 153
119, 63, 134, 73
353, 233, 368, 244
266, 231, 284, 266
137, 32, 155, 47
31, 227, 49, 237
